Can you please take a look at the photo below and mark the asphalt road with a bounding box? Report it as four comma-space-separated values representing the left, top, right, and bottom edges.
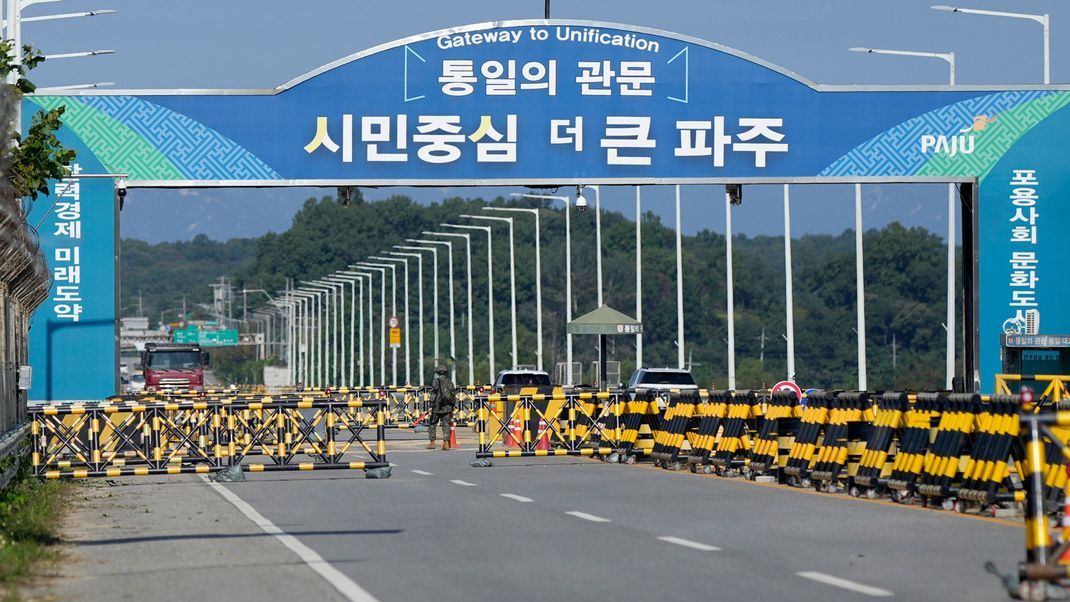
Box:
206, 433, 1021, 602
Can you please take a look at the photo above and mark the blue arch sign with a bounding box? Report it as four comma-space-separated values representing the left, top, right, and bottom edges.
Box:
25, 19, 1070, 399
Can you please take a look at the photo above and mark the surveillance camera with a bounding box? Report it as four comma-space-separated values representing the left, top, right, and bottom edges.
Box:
575, 194, 588, 212
116, 178, 127, 199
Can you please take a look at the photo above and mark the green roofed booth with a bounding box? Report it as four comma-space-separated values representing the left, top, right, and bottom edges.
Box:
567, 306, 643, 391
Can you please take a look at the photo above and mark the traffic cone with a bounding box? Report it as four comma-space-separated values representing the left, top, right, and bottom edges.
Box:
449, 421, 458, 449
536, 419, 551, 451
505, 417, 521, 448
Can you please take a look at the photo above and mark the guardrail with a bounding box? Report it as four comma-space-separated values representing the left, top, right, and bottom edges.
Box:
30, 393, 390, 479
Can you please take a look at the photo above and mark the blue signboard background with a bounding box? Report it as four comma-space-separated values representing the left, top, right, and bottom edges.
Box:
20, 20, 1070, 395
25, 121, 117, 402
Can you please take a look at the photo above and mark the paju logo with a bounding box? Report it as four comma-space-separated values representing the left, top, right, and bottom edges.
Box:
919, 114, 997, 157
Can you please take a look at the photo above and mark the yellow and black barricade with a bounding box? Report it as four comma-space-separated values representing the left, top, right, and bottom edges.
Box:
783, 390, 832, 485
616, 390, 660, 463
471, 390, 625, 466
850, 391, 906, 496
748, 390, 799, 479
709, 390, 756, 473
957, 395, 1021, 505
30, 394, 390, 479
651, 389, 701, 470
886, 392, 942, 502
915, 393, 978, 502
686, 389, 731, 473
811, 391, 872, 491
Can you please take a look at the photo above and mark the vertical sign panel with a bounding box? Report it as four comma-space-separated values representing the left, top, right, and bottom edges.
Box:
26, 117, 117, 402
979, 104, 1070, 390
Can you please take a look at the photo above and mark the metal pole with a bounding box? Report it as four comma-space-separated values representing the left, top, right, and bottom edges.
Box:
725, 192, 736, 390
855, 183, 868, 392
392, 252, 425, 386
445, 225, 494, 382
636, 186, 643, 369
466, 215, 518, 369
946, 183, 956, 390
784, 185, 796, 382
494, 204, 546, 370
675, 185, 685, 369
593, 185, 603, 307
565, 198, 573, 385
463, 237, 475, 385
1043, 14, 1050, 85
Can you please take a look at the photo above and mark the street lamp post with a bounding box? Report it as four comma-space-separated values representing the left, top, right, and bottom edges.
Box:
354, 264, 388, 386
326, 274, 362, 388
444, 223, 495, 383
847, 47, 955, 84
635, 186, 643, 369
361, 261, 399, 386
389, 251, 425, 386
463, 214, 517, 369
589, 185, 604, 307
402, 243, 441, 371
675, 185, 685, 370
315, 279, 346, 386
931, 5, 1050, 84
303, 282, 335, 386
849, 44, 957, 390
514, 193, 572, 385
427, 231, 475, 385
342, 270, 376, 386
290, 290, 319, 387
488, 204, 542, 370
371, 255, 411, 386
407, 239, 458, 383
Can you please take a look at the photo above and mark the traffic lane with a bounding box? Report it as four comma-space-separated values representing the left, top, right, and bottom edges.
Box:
220, 467, 847, 602
410, 452, 1018, 601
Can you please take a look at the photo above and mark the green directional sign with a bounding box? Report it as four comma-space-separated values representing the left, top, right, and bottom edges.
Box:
200, 329, 239, 347
171, 326, 239, 347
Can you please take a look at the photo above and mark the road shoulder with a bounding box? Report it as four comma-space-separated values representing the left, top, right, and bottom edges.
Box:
31, 476, 346, 602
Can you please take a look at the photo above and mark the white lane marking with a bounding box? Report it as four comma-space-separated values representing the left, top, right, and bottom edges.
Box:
450, 479, 478, 487
657, 536, 720, 551
500, 494, 533, 503
796, 572, 893, 597
410, 470, 433, 476
565, 511, 611, 523
201, 476, 379, 602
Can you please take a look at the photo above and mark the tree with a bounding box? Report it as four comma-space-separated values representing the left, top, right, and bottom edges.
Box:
0, 39, 76, 202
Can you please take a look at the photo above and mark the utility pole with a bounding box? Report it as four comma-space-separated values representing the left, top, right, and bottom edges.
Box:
137, 290, 143, 317
758, 327, 766, 371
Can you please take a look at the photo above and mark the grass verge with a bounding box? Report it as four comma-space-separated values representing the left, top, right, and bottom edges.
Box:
0, 459, 73, 597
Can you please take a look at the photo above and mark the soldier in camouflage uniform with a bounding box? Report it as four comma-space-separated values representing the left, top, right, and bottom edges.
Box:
427, 364, 456, 450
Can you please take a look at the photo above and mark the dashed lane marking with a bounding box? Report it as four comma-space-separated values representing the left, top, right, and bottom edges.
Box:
657, 536, 720, 551
796, 572, 893, 597
411, 470, 433, 476
202, 476, 379, 602
500, 494, 534, 503
565, 511, 611, 523
450, 479, 478, 487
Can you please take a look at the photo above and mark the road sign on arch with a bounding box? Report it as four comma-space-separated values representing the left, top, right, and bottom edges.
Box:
26, 19, 1070, 399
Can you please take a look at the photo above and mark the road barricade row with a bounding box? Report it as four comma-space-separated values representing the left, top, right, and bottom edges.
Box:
468, 387, 1051, 516
30, 394, 390, 479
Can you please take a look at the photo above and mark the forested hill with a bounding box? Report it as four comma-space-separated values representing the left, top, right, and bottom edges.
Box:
122, 192, 960, 391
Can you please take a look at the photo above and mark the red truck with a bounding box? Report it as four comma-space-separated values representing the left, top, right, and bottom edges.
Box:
141, 342, 209, 393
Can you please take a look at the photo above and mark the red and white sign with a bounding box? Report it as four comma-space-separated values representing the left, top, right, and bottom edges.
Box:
388, 315, 400, 328
772, 380, 803, 401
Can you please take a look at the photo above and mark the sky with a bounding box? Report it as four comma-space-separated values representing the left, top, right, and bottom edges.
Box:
23, 0, 1068, 243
